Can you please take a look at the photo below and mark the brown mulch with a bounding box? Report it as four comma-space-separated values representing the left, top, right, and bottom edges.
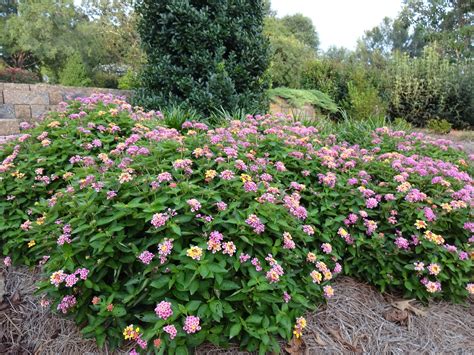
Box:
1, 266, 473, 354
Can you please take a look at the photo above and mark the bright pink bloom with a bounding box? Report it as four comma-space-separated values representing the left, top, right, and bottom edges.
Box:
151, 213, 169, 228
155, 301, 173, 320
220, 170, 235, 180
395, 237, 410, 250
222, 241, 236, 256
302, 225, 315, 236
183, 316, 201, 334
239, 253, 250, 263
216, 201, 227, 211
246, 214, 265, 234
365, 197, 378, 209
163, 325, 177, 339
283, 232, 296, 249
138, 251, 154, 265
3, 256, 11, 267
57, 295, 77, 313
157, 238, 174, 264
321, 243, 332, 254
65, 274, 79, 287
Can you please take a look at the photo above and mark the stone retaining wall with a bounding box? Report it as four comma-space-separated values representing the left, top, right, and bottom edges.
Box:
0, 83, 131, 135
269, 97, 316, 119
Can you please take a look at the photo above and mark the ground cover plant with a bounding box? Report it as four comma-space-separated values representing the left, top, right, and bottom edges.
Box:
268, 87, 338, 116
0, 95, 473, 354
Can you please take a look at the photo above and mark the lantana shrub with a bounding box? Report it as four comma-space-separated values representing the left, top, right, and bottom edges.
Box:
0, 94, 473, 354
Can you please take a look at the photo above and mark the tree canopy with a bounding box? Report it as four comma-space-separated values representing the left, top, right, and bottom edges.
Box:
0, 0, 143, 82
361, 0, 473, 59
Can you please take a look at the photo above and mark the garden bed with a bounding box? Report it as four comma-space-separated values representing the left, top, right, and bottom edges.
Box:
1, 265, 473, 354
0, 94, 472, 353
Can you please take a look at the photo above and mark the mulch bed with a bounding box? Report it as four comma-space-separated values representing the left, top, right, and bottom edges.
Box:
1, 265, 473, 354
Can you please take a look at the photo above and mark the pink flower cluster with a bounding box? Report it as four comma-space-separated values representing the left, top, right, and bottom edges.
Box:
265, 254, 285, 284
207, 231, 223, 253
57, 295, 77, 313
245, 214, 265, 234
138, 251, 154, 264
155, 301, 173, 320
50, 268, 89, 288
151, 212, 170, 228
183, 315, 201, 334
187, 199, 201, 212
57, 224, 72, 246
283, 193, 307, 220
318, 172, 337, 188
283, 232, 296, 249
163, 324, 177, 340
157, 238, 174, 264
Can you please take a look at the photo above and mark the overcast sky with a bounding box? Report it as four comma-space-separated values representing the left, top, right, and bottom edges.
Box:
270, 0, 403, 50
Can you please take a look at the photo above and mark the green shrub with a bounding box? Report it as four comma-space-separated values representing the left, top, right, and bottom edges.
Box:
301, 59, 340, 99
92, 71, 119, 89
0, 67, 40, 83
301, 58, 354, 107
345, 81, 386, 120
118, 68, 139, 90
136, 0, 270, 116
264, 18, 315, 89
59, 53, 92, 87
388, 45, 473, 128
0, 95, 472, 354
427, 118, 452, 134
160, 104, 200, 130
40, 66, 59, 84
393, 117, 413, 131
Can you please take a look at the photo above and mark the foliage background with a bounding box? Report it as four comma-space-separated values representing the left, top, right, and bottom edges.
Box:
0, 0, 472, 124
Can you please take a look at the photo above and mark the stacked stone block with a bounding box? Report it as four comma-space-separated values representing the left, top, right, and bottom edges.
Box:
0, 83, 131, 135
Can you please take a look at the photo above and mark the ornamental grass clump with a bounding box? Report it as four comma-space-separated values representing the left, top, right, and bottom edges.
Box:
0, 95, 472, 354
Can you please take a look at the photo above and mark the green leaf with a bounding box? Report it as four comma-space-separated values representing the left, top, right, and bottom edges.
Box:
175, 345, 189, 355
208, 264, 227, 273
96, 332, 106, 349
170, 223, 181, 236
189, 280, 199, 295
186, 300, 201, 312
112, 305, 127, 317
199, 264, 210, 278
229, 322, 241, 338
220, 280, 240, 290
246, 314, 262, 324
178, 303, 187, 314
84, 279, 93, 288
209, 300, 223, 321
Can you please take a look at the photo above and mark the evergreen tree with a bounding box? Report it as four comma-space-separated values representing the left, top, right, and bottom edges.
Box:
59, 52, 92, 87
136, 0, 270, 115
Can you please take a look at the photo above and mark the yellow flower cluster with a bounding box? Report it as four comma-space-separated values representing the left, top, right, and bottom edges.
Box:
424, 230, 445, 245
11, 170, 25, 179
414, 220, 427, 229
240, 174, 252, 183
187, 246, 203, 260
293, 317, 307, 338
123, 325, 140, 340
205, 170, 217, 182
47, 120, 61, 128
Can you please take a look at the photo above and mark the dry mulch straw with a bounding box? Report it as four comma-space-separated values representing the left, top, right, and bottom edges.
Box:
1, 266, 473, 354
